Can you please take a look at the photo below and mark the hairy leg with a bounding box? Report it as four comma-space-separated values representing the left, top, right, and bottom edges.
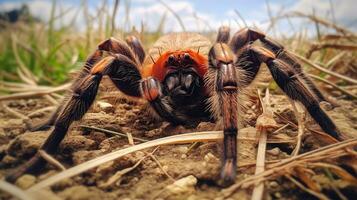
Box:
229, 27, 328, 102
6, 37, 144, 182
248, 46, 343, 140
206, 43, 239, 186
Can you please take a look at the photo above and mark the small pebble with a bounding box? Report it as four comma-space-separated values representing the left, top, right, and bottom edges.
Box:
269, 181, 279, 188
267, 147, 280, 156
15, 174, 36, 189
274, 192, 282, 198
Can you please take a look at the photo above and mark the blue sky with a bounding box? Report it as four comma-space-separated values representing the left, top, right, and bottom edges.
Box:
0, 0, 356, 35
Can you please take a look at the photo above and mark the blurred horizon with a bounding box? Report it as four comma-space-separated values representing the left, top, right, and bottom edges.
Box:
0, 0, 356, 36
0, 0, 355, 85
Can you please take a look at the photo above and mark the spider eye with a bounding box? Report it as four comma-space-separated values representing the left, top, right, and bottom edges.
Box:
168, 55, 175, 63
184, 53, 190, 60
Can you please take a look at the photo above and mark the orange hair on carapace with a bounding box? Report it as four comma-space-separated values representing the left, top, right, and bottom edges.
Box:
142, 49, 208, 81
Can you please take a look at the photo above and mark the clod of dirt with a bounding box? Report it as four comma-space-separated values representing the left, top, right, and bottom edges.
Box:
58, 185, 115, 200
7, 131, 49, 158
59, 135, 97, 154
94, 101, 115, 113
196, 122, 216, 131
0, 118, 26, 140
99, 136, 124, 152
15, 174, 36, 189
72, 150, 104, 165
164, 175, 197, 195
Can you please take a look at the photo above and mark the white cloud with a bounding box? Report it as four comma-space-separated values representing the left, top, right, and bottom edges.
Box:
1, 0, 354, 35
0, 0, 86, 30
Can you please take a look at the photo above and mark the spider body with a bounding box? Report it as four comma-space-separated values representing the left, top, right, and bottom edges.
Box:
141, 33, 212, 123
7, 27, 344, 186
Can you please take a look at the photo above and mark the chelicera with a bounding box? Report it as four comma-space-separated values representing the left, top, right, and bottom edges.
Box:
7, 26, 344, 186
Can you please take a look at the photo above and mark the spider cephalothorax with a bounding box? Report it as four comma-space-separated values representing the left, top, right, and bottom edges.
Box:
7, 26, 344, 186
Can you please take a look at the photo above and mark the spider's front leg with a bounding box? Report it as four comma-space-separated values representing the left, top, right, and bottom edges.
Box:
6, 37, 145, 183
206, 43, 239, 186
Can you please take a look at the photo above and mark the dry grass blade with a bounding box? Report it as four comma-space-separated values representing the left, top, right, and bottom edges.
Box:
0, 83, 71, 101
27, 130, 294, 192
27, 131, 223, 191
310, 163, 357, 185
150, 153, 175, 182
157, 0, 186, 31
290, 51, 357, 85
290, 101, 305, 156
99, 156, 145, 188
99, 147, 157, 189
234, 9, 248, 28
27, 106, 55, 118
110, 0, 120, 36
295, 166, 321, 192
0, 180, 33, 200
222, 138, 357, 197
11, 34, 38, 83
1, 103, 29, 120
251, 89, 272, 200
285, 175, 330, 200
284, 11, 354, 35
306, 43, 357, 58
38, 150, 66, 171
80, 125, 148, 142
308, 74, 357, 99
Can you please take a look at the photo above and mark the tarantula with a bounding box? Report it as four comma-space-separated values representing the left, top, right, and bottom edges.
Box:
6, 26, 343, 186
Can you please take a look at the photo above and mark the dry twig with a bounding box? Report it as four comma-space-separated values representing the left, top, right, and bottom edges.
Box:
291, 51, 357, 85
251, 89, 273, 200
38, 150, 66, 171
222, 138, 357, 198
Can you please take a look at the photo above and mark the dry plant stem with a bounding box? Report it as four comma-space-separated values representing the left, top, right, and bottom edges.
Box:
222, 138, 357, 197
234, 9, 248, 27
283, 11, 354, 35
110, 0, 120, 35
1, 103, 29, 120
0, 180, 33, 200
80, 125, 148, 143
274, 112, 339, 144
251, 89, 270, 200
100, 156, 145, 188
290, 51, 357, 85
100, 147, 158, 188
323, 168, 349, 200
326, 52, 346, 69
309, 162, 357, 185
285, 175, 330, 200
0, 83, 71, 101
306, 43, 357, 58
38, 150, 66, 171
126, 132, 134, 145
26, 130, 293, 192
27, 106, 56, 118
251, 130, 267, 200
272, 123, 290, 134
157, 0, 186, 31
290, 100, 305, 156
150, 154, 175, 182
309, 74, 357, 99
12, 34, 58, 104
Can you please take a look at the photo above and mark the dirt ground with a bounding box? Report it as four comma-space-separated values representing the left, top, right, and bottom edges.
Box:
0, 88, 356, 200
